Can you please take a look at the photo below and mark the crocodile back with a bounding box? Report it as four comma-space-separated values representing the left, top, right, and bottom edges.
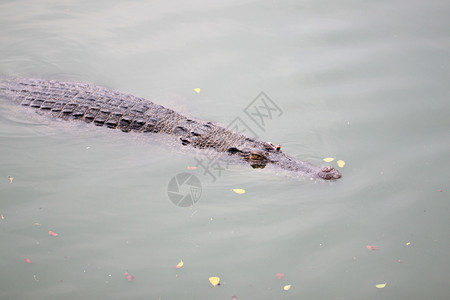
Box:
0, 78, 185, 133
0, 78, 248, 152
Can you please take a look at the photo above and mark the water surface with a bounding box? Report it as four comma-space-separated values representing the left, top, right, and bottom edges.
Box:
0, 0, 449, 299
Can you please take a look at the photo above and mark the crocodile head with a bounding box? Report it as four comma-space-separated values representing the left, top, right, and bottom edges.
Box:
227, 144, 342, 180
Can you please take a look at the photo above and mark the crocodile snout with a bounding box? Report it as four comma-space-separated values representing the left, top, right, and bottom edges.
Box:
318, 166, 342, 180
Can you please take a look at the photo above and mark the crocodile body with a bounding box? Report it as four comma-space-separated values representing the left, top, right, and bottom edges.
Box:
0, 78, 341, 180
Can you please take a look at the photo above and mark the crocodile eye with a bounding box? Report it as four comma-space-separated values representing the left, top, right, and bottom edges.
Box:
228, 147, 240, 154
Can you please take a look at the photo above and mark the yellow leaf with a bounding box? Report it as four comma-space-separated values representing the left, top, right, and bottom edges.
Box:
8, 176, 13, 183
283, 285, 291, 291
194, 88, 201, 93
406, 242, 411, 246
209, 276, 220, 286
376, 282, 387, 289
175, 260, 184, 269
233, 189, 246, 194
337, 160, 346, 168
323, 157, 335, 162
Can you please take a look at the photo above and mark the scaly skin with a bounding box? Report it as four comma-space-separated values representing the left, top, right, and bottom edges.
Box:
0, 77, 341, 180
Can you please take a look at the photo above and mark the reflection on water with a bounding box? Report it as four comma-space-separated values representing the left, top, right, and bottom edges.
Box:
1, 0, 449, 299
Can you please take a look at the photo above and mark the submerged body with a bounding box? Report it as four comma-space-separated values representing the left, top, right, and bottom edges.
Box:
0, 78, 341, 180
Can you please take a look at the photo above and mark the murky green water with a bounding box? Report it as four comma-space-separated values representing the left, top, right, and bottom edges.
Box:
1, 0, 449, 299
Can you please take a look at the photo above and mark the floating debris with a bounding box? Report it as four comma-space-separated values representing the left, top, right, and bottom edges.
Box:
48, 231, 59, 237
366, 245, 379, 250
337, 160, 346, 168
209, 276, 220, 287
175, 260, 184, 269
233, 189, 246, 194
124, 272, 135, 281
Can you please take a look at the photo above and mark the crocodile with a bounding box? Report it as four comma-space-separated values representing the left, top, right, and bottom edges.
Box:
0, 77, 341, 180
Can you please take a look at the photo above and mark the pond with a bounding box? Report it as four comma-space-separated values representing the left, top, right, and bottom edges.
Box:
0, 0, 449, 299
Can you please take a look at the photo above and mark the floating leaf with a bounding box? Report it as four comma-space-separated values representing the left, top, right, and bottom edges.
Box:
48, 231, 58, 237
406, 242, 411, 246
24, 258, 33, 264
34, 223, 41, 226
126, 274, 134, 281
337, 160, 346, 168
175, 260, 184, 269
194, 88, 201, 93
124, 272, 135, 281
275, 273, 284, 279
1, 214, 4, 220
8, 176, 13, 183
283, 285, 291, 291
209, 276, 220, 286
366, 245, 379, 250
233, 189, 246, 194
232, 296, 238, 300
323, 157, 335, 162
376, 282, 387, 289
187, 166, 197, 170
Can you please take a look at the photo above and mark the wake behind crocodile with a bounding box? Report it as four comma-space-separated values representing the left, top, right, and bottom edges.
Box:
0, 77, 342, 181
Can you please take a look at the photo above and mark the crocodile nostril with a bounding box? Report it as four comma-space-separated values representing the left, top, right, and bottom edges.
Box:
321, 166, 333, 173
